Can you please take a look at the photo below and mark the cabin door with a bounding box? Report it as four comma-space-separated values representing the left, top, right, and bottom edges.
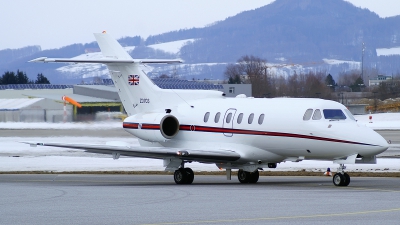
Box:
222, 108, 237, 137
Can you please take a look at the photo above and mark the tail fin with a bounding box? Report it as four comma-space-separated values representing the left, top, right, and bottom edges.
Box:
94, 33, 173, 115
94, 33, 132, 60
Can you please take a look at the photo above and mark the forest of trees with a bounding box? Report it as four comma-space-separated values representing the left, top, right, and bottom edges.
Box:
0, 70, 50, 84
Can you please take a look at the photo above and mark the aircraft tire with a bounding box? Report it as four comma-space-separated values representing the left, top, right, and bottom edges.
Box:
333, 173, 345, 186
174, 168, 187, 184
249, 170, 259, 183
184, 168, 194, 184
343, 173, 350, 186
238, 169, 251, 183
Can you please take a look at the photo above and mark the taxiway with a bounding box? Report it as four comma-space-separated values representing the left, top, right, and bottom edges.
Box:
1, 174, 400, 225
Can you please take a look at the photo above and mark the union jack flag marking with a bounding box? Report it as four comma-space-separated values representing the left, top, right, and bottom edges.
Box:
128, 75, 140, 85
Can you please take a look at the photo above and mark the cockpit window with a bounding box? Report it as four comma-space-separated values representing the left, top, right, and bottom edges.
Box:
323, 109, 346, 120
303, 109, 313, 121
344, 109, 356, 121
312, 109, 322, 120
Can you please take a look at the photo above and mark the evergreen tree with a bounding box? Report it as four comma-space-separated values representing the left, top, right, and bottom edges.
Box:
1, 71, 17, 84
325, 74, 336, 91
16, 70, 32, 84
228, 75, 241, 84
350, 76, 364, 92
35, 73, 50, 84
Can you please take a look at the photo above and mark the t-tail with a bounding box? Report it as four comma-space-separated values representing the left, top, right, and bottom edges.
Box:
30, 32, 224, 115
93, 33, 176, 115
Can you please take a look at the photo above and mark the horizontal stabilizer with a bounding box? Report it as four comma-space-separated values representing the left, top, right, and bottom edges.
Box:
29, 57, 182, 64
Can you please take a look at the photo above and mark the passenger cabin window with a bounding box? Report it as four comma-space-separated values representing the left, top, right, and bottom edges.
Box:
237, 113, 243, 124
344, 109, 356, 121
204, 112, 210, 123
248, 113, 254, 124
258, 114, 265, 125
312, 109, 322, 120
214, 112, 221, 123
303, 109, 313, 121
323, 109, 346, 120
226, 113, 232, 123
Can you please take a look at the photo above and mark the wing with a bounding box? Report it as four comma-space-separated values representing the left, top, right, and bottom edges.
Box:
23, 142, 241, 163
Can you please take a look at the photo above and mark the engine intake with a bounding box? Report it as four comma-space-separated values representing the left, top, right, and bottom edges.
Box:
123, 113, 180, 142
160, 115, 179, 139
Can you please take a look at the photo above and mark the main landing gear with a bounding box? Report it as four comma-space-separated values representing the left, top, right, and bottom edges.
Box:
237, 169, 259, 184
173, 165, 194, 185
333, 164, 350, 186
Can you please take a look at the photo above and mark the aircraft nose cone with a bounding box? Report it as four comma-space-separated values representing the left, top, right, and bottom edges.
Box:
372, 133, 389, 155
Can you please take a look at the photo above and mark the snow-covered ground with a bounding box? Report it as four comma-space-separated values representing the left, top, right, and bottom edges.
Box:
1, 113, 400, 172
355, 113, 400, 130
148, 39, 195, 54
0, 121, 122, 130
376, 46, 400, 56
1, 136, 399, 173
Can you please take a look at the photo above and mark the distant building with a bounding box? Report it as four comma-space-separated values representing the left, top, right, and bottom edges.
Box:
369, 75, 392, 86
219, 84, 252, 97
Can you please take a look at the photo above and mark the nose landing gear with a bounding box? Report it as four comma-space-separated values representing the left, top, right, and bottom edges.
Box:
333, 164, 350, 186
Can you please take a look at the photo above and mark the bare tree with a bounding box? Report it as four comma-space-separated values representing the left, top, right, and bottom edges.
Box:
224, 55, 269, 97
338, 70, 360, 88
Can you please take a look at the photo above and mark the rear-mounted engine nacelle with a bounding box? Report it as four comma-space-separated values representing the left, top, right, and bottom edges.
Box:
123, 113, 180, 142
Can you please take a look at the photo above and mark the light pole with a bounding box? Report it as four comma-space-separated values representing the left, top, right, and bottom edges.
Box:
372, 91, 377, 113
338, 93, 344, 104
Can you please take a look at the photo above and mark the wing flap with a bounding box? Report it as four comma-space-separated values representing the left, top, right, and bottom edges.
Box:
23, 142, 240, 163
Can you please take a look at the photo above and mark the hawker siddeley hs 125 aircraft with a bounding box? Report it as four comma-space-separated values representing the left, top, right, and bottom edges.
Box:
27, 32, 389, 186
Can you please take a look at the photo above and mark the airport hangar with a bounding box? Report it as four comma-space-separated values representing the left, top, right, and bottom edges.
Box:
0, 80, 251, 122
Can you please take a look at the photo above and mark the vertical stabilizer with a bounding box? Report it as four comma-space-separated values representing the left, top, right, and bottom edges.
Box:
94, 33, 163, 115
93, 33, 132, 60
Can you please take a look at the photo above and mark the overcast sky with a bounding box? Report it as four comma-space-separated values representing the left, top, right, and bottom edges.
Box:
1, 0, 399, 50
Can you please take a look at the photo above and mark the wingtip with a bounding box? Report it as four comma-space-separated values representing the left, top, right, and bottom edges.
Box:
28, 57, 47, 63
20, 141, 43, 147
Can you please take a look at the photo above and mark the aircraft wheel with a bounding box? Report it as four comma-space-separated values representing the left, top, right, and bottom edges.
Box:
184, 168, 194, 184
174, 168, 187, 184
238, 169, 251, 183
343, 173, 350, 186
249, 170, 259, 183
333, 173, 345, 186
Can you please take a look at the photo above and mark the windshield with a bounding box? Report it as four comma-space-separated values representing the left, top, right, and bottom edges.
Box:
323, 109, 346, 120
344, 109, 356, 121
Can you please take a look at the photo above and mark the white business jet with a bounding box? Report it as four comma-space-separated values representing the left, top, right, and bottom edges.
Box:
28, 32, 389, 186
